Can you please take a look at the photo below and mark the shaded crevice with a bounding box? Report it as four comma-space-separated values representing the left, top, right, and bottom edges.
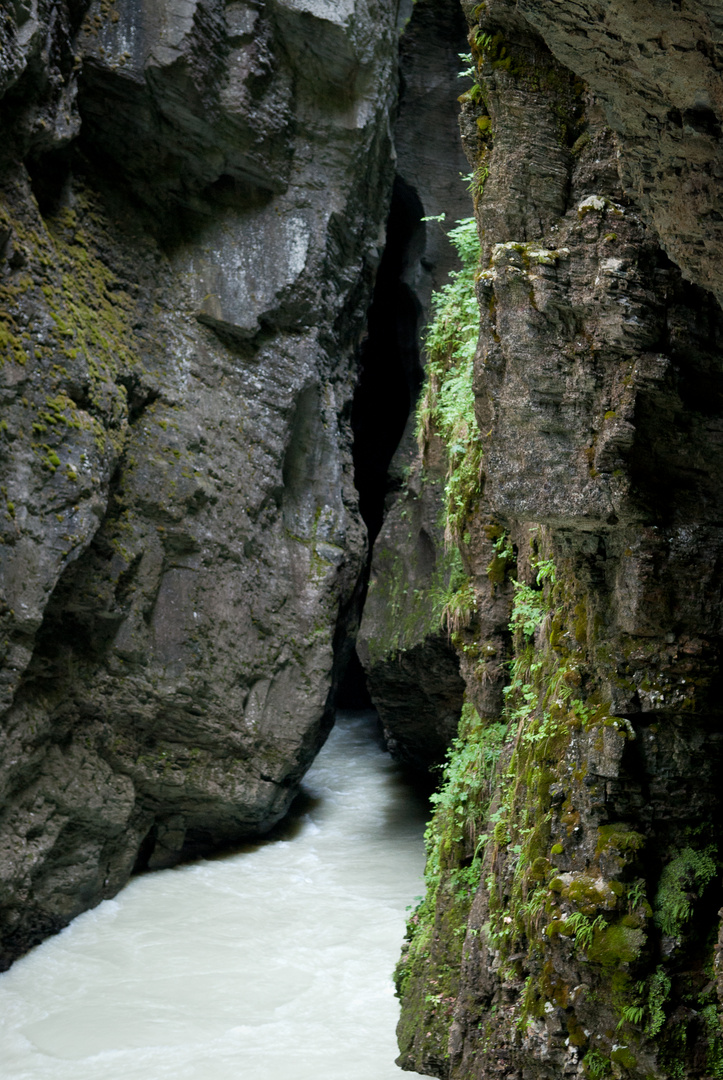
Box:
132, 825, 158, 874
351, 175, 425, 543
26, 146, 74, 217
342, 0, 474, 773
337, 176, 428, 711
336, 646, 373, 710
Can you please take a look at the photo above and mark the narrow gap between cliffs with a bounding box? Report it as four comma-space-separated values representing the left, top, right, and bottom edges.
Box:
336, 176, 426, 710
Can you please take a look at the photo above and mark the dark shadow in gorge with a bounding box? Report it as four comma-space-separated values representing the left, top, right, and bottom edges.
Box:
335, 178, 426, 712
350, 175, 425, 545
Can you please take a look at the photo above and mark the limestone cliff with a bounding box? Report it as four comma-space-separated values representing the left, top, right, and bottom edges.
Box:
394, 2, 723, 1080
0, 0, 398, 969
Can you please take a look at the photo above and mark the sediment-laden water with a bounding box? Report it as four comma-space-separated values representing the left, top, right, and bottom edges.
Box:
0, 710, 433, 1080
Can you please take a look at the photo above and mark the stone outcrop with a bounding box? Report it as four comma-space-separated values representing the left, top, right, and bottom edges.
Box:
358, 434, 467, 773
395, 4, 723, 1079
0, 0, 398, 969
516, 0, 723, 308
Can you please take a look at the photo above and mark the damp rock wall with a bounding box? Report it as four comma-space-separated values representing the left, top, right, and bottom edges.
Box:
0, 0, 399, 970
356, 0, 470, 773
394, 2, 723, 1079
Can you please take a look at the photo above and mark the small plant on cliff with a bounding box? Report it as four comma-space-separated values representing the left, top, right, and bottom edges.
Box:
583, 1049, 612, 1079
563, 911, 607, 952
458, 52, 486, 111
428, 546, 476, 638
486, 530, 514, 586
645, 967, 671, 1038
654, 846, 718, 937
458, 51, 477, 83
394, 705, 506, 1051
416, 216, 481, 542
426, 704, 506, 866
509, 581, 547, 639
509, 555, 556, 639
439, 577, 477, 637
701, 1004, 723, 1079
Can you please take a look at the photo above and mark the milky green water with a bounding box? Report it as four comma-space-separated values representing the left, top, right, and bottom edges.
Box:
0, 710, 433, 1080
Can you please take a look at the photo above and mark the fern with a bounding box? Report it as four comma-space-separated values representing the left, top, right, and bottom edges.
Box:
509, 580, 547, 638
654, 846, 718, 937
416, 217, 482, 541
563, 912, 606, 951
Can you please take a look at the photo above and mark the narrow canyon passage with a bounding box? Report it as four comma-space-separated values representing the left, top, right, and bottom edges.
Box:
0, 713, 432, 1080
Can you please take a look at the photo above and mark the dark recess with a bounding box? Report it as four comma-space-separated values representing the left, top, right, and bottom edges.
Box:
350, 175, 425, 543
336, 647, 373, 709
337, 176, 426, 710
25, 147, 73, 217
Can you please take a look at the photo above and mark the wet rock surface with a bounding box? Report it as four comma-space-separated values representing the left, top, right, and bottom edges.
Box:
0, 0, 398, 968
518, 0, 723, 307
395, 5, 723, 1080
357, 436, 466, 774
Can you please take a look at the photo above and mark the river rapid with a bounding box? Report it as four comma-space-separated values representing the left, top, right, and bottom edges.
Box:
0, 710, 434, 1080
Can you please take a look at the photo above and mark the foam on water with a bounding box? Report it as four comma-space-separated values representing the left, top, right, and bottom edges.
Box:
0, 711, 434, 1080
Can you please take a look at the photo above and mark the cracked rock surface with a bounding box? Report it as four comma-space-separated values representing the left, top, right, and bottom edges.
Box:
396, 4, 723, 1079
517, 0, 723, 306
0, 0, 398, 968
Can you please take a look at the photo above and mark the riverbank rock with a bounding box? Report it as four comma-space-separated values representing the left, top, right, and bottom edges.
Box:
0, 0, 398, 969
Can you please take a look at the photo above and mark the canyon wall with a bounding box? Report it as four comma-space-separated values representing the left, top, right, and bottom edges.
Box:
394, 2, 723, 1079
0, 0, 399, 970
356, 0, 470, 773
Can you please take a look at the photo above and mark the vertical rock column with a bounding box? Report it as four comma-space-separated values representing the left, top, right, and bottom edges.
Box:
395, 2, 723, 1078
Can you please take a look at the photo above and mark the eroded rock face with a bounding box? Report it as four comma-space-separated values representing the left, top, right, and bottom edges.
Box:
358, 435, 466, 774
356, 0, 470, 772
396, 5, 723, 1079
0, 0, 398, 968
511, 0, 723, 305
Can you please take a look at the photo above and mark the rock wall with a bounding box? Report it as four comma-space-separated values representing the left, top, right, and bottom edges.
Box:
0, 0, 399, 969
395, 2, 723, 1079
517, 0, 723, 308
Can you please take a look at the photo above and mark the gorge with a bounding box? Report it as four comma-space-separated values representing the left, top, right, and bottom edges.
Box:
2, 1, 723, 1079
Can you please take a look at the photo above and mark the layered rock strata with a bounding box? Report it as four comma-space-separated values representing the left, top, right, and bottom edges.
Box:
395, 3, 723, 1079
0, 0, 398, 969
517, 0, 723, 308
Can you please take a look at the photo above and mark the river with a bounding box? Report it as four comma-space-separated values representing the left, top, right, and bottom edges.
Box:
0, 710, 434, 1080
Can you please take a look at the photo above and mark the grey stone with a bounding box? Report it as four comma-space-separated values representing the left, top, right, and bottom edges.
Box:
357, 0, 472, 772
0, 0, 398, 968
